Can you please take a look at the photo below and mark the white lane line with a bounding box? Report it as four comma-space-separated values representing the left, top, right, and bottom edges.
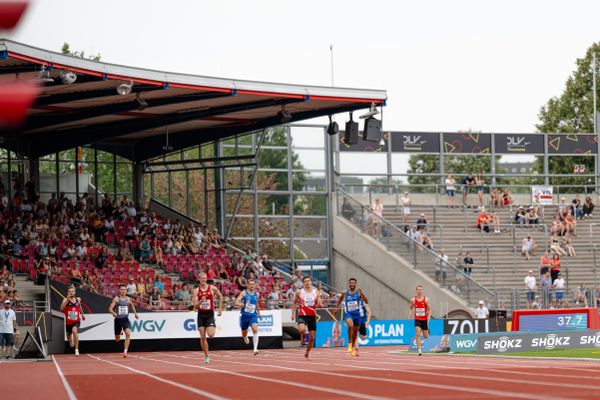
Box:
137, 354, 390, 400
52, 356, 77, 400
86, 354, 229, 400
166, 352, 569, 400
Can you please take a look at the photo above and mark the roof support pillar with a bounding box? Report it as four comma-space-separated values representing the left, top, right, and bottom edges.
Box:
133, 161, 145, 209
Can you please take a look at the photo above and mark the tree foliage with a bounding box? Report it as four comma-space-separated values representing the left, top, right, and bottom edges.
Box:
61, 42, 101, 61
534, 42, 600, 192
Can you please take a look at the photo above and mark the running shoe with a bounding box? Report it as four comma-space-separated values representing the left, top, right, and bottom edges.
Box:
304, 352, 310, 360
351, 349, 357, 357
75, 349, 79, 356
347, 344, 353, 353
123, 351, 128, 358
205, 356, 210, 364
253, 350, 259, 356
243, 336, 249, 345
418, 349, 422, 356
354, 348, 360, 357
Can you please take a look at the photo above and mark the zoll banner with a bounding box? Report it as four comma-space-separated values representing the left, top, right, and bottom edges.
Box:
443, 318, 506, 335
477, 329, 600, 354
69, 310, 282, 341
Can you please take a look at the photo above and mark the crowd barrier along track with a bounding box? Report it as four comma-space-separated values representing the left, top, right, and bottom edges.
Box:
4, 347, 600, 399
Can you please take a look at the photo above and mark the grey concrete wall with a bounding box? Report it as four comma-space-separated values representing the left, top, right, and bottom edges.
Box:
332, 215, 471, 319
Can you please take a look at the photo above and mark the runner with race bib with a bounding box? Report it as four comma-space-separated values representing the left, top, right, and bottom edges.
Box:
193, 272, 224, 364
108, 284, 140, 358
235, 278, 261, 355
291, 276, 322, 360
60, 286, 86, 356
334, 278, 368, 357
408, 284, 430, 356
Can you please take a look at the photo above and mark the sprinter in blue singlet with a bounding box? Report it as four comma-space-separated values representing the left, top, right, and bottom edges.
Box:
235, 278, 261, 355
334, 278, 368, 357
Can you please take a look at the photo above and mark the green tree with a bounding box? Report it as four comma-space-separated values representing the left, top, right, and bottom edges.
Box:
533, 42, 600, 192
61, 42, 101, 61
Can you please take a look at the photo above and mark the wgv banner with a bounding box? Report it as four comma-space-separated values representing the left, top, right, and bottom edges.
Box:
70, 310, 282, 341
315, 319, 443, 348
477, 329, 600, 354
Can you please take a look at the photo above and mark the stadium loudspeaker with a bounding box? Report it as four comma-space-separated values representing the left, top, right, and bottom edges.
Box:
362, 117, 382, 141
345, 120, 359, 145
327, 120, 339, 136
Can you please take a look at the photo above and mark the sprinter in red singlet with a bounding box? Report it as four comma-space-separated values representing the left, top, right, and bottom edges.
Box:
60, 286, 85, 356
193, 272, 224, 364
291, 276, 322, 360
408, 284, 430, 355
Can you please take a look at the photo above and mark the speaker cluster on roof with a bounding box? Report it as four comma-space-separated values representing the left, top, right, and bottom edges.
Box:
116, 81, 133, 96
276, 105, 292, 123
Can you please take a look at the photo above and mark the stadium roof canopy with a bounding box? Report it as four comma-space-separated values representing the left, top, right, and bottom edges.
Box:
0, 39, 387, 162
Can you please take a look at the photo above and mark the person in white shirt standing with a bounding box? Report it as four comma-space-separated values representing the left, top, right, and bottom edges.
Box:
524, 270, 537, 309
400, 192, 411, 224
1, 300, 17, 359
553, 272, 566, 303
475, 300, 489, 319
445, 174, 456, 208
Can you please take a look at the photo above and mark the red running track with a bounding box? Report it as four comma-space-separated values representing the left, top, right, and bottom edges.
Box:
5, 346, 600, 400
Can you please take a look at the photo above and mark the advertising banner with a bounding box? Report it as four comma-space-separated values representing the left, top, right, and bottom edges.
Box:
494, 134, 544, 154
443, 133, 491, 154
531, 186, 553, 206
547, 134, 598, 155
315, 319, 443, 348
390, 132, 440, 153
70, 310, 282, 341
448, 333, 480, 353
443, 318, 506, 335
477, 330, 600, 354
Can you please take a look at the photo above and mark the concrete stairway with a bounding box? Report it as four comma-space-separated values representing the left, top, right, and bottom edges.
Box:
380, 202, 600, 306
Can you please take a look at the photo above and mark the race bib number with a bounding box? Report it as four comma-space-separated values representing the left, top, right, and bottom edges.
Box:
118, 306, 128, 316
415, 307, 426, 317
67, 311, 79, 321
200, 300, 211, 310
347, 300, 359, 312
244, 303, 256, 313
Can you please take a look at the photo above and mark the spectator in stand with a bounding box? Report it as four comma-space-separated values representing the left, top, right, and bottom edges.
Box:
499, 189, 512, 208
149, 286, 160, 306
341, 197, 356, 221
420, 231, 434, 250
400, 192, 411, 224
477, 207, 490, 233
416, 213, 428, 231
261, 255, 273, 273
527, 207, 539, 225
490, 187, 500, 208
463, 252, 474, 276
136, 277, 147, 299
583, 196, 595, 218
558, 197, 569, 219
475, 300, 489, 319
524, 270, 536, 308
531, 295, 542, 309
550, 233, 566, 256
489, 211, 501, 234
475, 172, 485, 209
553, 272, 565, 302
126, 278, 137, 297
571, 195, 583, 220
462, 172, 475, 206
563, 213, 577, 236
435, 249, 448, 283
550, 254, 561, 283
540, 272, 552, 290
372, 198, 384, 237
514, 206, 527, 225
539, 251, 552, 277
407, 225, 419, 241
154, 275, 165, 294
564, 235, 576, 257
521, 234, 537, 260
574, 284, 588, 306
267, 285, 280, 309
445, 174, 456, 207
138, 236, 152, 262
286, 284, 297, 300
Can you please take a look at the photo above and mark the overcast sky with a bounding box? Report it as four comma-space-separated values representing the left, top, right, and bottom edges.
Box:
7, 0, 600, 134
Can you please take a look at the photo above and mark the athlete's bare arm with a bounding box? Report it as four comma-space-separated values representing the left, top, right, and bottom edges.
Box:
291, 291, 300, 320
212, 285, 224, 316
365, 303, 372, 325
234, 291, 245, 308
78, 299, 86, 320
108, 297, 118, 317
358, 287, 369, 304
60, 297, 68, 312
192, 287, 199, 310
425, 297, 431, 321
333, 290, 346, 316
129, 298, 140, 319
408, 298, 414, 319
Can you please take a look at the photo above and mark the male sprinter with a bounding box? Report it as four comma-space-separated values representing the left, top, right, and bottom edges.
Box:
109, 284, 139, 358
354, 297, 371, 355
334, 278, 367, 356
193, 272, 224, 363
60, 286, 86, 356
235, 278, 261, 355
291, 276, 321, 360
408, 284, 430, 355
